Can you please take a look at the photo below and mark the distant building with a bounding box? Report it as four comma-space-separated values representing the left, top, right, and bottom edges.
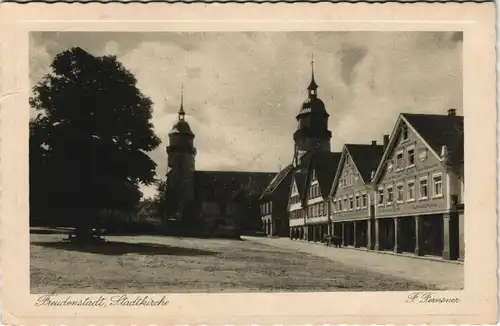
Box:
164, 91, 275, 238
293, 151, 341, 242
259, 164, 294, 237
195, 171, 275, 237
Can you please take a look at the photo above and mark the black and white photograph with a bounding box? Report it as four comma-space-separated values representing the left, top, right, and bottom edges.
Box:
28, 30, 467, 294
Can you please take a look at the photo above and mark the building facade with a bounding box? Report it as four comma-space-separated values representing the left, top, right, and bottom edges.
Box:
260, 61, 465, 262
303, 152, 341, 242
259, 164, 294, 237
371, 109, 464, 260
329, 142, 385, 249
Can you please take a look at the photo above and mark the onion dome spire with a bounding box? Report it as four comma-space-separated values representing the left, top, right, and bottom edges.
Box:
307, 53, 318, 98
179, 84, 185, 120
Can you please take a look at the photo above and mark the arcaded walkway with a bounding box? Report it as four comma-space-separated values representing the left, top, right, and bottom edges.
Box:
243, 236, 463, 290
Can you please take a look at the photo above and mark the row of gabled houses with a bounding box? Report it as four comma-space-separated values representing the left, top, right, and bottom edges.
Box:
260, 108, 464, 261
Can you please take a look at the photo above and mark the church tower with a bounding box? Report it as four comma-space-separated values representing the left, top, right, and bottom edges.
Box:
293, 56, 332, 166
166, 88, 197, 218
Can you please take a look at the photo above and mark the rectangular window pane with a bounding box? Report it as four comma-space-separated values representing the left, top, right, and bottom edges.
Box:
433, 175, 443, 196
408, 148, 415, 165
397, 153, 403, 168
397, 185, 404, 202
420, 179, 428, 198
378, 190, 384, 204
408, 181, 415, 200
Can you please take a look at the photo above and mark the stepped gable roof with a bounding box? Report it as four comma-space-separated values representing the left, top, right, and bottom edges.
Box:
345, 144, 385, 183
260, 164, 294, 201
195, 171, 276, 203
310, 151, 342, 198
402, 113, 464, 166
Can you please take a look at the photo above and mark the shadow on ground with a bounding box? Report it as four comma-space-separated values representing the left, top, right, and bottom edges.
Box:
30, 228, 71, 235
31, 241, 219, 256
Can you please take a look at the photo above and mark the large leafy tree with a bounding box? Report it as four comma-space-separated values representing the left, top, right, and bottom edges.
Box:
30, 47, 161, 240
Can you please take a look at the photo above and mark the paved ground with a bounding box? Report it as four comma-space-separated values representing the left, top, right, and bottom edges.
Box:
30, 228, 439, 294
244, 236, 464, 290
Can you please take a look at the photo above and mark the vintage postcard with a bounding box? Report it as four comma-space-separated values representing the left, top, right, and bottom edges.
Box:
0, 2, 497, 325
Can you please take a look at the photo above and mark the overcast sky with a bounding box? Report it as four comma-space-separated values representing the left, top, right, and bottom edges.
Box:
30, 31, 463, 198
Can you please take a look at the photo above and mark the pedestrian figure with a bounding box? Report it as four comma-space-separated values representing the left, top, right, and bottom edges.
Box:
332, 235, 342, 248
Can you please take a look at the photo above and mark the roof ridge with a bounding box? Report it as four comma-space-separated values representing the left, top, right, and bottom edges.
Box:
196, 170, 277, 174
402, 112, 464, 118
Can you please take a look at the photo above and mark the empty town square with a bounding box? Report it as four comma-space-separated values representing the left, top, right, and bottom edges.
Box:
28, 32, 465, 294
30, 228, 462, 294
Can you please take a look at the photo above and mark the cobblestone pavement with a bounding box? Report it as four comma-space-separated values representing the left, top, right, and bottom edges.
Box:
243, 236, 463, 290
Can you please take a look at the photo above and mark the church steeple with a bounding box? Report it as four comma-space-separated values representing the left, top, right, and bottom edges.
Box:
179, 84, 186, 121
293, 56, 332, 163
307, 53, 318, 98
166, 84, 197, 219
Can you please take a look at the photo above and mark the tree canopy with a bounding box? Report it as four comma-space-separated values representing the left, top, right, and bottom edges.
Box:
29, 47, 161, 235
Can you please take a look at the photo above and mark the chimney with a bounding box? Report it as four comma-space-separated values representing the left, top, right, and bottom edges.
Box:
371, 140, 377, 146
441, 145, 449, 163
448, 108, 457, 116
370, 170, 375, 181
383, 134, 390, 150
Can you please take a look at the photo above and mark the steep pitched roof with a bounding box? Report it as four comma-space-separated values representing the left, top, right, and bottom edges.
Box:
373, 112, 464, 183
310, 151, 342, 198
260, 164, 294, 201
345, 144, 385, 183
195, 171, 276, 203
402, 113, 464, 166
293, 170, 309, 204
